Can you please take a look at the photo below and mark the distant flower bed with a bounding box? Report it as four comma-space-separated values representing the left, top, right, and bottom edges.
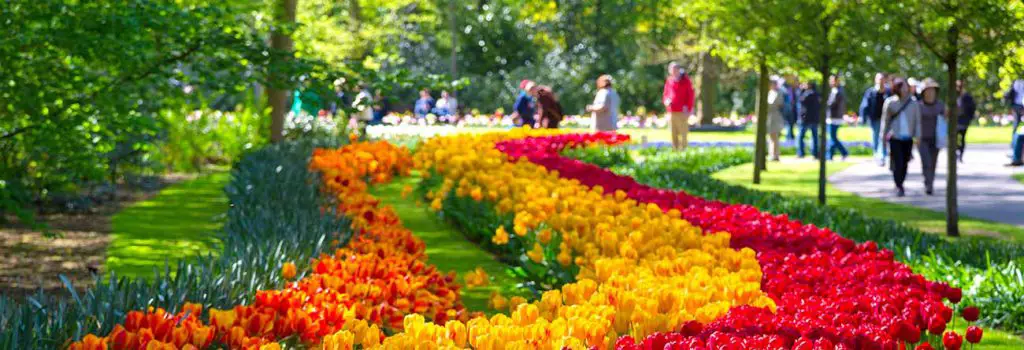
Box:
376, 111, 1018, 130
379, 112, 751, 129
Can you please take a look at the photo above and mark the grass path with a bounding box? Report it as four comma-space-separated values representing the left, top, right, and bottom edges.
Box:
371, 176, 527, 314
105, 172, 228, 279
712, 157, 1024, 241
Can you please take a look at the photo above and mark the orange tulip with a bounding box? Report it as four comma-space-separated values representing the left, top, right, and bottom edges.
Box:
281, 262, 297, 280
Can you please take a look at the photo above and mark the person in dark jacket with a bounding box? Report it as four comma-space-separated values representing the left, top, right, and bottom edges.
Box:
1004, 79, 1024, 152
512, 80, 537, 127
955, 80, 975, 162
859, 72, 892, 165
534, 85, 564, 129
370, 90, 389, 126
782, 77, 800, 141
797, 81, 821, 159
826, 75, 849, 160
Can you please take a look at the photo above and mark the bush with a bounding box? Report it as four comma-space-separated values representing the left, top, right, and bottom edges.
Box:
566, 145, 1024, 332
154, 105, 268, 173
0, 139, 350, 348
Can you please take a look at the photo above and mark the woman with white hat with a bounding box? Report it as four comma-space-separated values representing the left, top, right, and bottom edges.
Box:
917, 78, 945, 195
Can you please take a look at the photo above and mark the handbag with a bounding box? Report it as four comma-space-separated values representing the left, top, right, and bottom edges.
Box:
884, 99, 914, 141
936, 115, 948, 148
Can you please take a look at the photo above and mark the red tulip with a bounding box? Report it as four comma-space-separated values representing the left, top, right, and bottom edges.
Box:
965, 326, 983, 344
947, 288, 962, 304
914, 342, 934, 350
961, 306, 979, 322
942, 331, 962, 350
927, 315, 946, 335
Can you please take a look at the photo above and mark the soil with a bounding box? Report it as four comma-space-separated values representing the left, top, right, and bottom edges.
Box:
0, 174, 194, 300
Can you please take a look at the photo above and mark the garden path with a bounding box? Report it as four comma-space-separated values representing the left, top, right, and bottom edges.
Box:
830, 144, 1024, 227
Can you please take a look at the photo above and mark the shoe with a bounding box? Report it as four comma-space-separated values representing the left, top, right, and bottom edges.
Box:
896, 187, 905, 197
771, 156, 780, 162
841, 155, 849, 161
925, 189, 933, 195
1006, 162, 1024, 167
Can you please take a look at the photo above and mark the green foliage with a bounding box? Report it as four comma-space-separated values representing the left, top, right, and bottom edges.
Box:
566, 146, 1024, 332
0, 0, 280, 218
156, 105, 268, 173
0, 139, 349, 348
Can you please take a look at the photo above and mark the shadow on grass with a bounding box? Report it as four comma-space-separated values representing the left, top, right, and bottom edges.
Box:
105, 173, 228, 280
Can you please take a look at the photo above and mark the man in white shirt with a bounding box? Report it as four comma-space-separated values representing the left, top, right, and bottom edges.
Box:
435, 90, 458, 118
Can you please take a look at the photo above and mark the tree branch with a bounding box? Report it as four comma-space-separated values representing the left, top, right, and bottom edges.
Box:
0, 125, 36, 140
895, 15, 943, 58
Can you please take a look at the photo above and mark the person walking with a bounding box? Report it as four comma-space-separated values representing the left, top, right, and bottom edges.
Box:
859, 73, 891, 166
955, 79, 976, 162
917, 78, 944, 195
826, 75, 850, 160
414, 89, 435, 119
1003, 79, 1024, 152
585, 74, 620, 132
534, 85, 564, 129
512, 80, 537, 127
663, 62, 695, 151
881, 77, 921, 197
767, 78, 786, 161
797, 81, 821, 159
782, 76, 800, 142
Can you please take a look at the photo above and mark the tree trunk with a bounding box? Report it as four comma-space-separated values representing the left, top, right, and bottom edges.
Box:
754, 60, 770, 184
268, 0, 297, 144
697, 52, 720, 125
818, 59, 830, 205
449, 0, 458, 99
944, 32, 960, 237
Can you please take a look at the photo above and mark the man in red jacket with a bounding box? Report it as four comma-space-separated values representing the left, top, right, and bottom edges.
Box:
663, 62, 695, 150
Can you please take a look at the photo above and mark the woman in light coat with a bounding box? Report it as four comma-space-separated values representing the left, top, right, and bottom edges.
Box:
881, 77, 921, 197
767, 78, 786, 161
586, 75, 620, 132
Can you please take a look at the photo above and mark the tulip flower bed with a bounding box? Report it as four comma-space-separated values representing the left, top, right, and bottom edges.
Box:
2, 140, 356, 349
566, 143, 1024, 334
51, 130, 1006, 349
66, 139, 482, 349
413, 130, 987, 349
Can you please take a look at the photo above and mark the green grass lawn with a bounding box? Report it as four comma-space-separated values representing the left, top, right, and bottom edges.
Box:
371, 176, 528, 314
1015, 173, 1024, 185
105, 173, 228, 279
712, 158, 1024, 241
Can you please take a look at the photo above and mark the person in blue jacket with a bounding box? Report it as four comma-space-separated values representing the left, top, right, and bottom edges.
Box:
859, 72, 892, 166
512, 79, 537, 127
413, 89, 435, 119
